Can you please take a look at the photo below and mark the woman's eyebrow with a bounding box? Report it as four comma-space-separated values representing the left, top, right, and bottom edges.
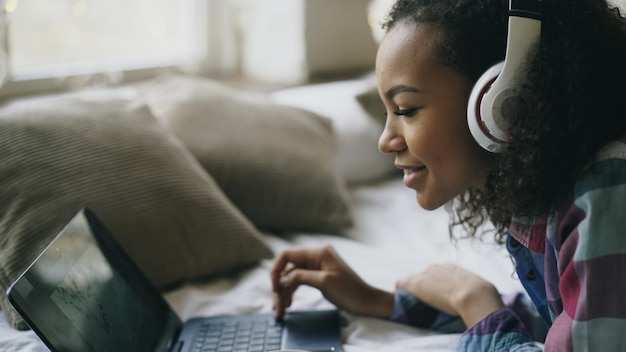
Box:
385, 85, 423, 100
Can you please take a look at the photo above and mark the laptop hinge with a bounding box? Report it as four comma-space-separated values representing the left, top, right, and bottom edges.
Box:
169, 341, 183, 352
163, 326, 183, 352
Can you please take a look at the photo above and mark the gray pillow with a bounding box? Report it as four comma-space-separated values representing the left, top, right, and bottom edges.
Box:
142, 75, 354, 234
0, 97, 273, 330
355, 78, 387, 126
271, 78, 396, 184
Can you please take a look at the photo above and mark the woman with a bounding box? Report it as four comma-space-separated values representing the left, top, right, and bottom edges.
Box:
271, 0, 626, 350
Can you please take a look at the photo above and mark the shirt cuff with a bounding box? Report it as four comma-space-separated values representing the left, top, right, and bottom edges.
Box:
389, 289, 466, 333
458, 308, 537, 351
388, 288, 439, 328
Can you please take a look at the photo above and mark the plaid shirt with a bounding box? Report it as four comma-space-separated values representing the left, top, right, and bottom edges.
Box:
392, 137, 626, 351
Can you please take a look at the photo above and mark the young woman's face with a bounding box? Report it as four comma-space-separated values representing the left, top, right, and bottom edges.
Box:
376, 21, 493, 210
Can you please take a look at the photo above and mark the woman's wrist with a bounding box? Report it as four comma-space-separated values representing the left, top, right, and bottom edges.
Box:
361, 287, 395, 319
454, 283, 504, 327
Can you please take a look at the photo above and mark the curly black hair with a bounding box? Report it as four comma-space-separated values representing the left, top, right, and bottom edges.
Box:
382, 0, 626, 243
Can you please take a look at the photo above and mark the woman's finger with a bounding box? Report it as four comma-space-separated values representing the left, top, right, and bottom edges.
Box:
279, 268, 327, 291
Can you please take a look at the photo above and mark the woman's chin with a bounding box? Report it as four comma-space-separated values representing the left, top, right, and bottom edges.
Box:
415, 193, 445, 211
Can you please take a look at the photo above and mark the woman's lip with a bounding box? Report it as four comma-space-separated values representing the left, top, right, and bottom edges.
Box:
397, 165, 427, 188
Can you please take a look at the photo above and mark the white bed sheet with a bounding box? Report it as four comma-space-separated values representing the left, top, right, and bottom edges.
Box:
0, 177, 522, 351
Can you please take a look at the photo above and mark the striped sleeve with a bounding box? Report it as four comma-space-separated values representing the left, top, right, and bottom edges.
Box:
390, 290, 546, 351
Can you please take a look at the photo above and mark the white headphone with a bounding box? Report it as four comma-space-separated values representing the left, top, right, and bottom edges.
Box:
467, 0, 542, 153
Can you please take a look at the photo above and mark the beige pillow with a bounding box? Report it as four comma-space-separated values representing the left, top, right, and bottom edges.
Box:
142, 75, 354, 234
0, 97, 273, 330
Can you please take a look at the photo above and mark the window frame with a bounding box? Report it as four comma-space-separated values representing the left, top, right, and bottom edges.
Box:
0, 0, 232, 99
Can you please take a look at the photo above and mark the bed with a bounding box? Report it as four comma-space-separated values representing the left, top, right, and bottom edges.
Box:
0, 74, 522, 351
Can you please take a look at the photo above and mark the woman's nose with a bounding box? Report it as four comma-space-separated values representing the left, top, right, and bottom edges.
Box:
378, 120, 406, 154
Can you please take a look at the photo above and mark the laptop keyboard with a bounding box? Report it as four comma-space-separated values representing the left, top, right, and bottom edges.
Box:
191, 316, 284, 352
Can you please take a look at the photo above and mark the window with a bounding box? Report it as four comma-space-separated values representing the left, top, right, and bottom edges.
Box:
0, 0, 226, 97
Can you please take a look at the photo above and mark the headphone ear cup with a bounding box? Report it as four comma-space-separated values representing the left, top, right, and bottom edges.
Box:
467, 62, 506, 153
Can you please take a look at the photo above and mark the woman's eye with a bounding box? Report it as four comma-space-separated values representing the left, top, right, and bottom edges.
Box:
393, 108, 417, 117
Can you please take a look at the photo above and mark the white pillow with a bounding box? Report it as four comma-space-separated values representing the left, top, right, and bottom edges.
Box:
271, 79, 396, 184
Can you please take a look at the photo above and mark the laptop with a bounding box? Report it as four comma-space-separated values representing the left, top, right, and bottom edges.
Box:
7, 208, 342, 352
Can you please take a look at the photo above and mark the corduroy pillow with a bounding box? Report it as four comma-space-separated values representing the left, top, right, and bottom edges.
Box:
0, 97, 273, 330
142, 75, 354, 234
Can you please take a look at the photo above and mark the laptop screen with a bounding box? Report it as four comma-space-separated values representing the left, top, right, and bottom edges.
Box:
8, 209, 182, 352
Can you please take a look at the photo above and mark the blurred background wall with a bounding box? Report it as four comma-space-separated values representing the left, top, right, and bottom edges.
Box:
0, 0, 392, 97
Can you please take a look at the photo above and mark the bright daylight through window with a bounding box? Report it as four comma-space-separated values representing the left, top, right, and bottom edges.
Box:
2, 0, 205, 87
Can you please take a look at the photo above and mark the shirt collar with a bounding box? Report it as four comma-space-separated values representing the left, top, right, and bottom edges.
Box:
509, 216, 547, 252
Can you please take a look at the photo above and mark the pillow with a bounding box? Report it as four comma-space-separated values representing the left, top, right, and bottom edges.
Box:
141, 75, 354, 234
355, 78, 388, 126
0, 97, 273, 330
271, 77, 397, 184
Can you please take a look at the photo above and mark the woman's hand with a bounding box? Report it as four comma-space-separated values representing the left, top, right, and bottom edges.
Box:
271, 245, 394, 320
396, 263, 504, 327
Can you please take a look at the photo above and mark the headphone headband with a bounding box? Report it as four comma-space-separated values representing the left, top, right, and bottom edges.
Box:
510, 0, 543, 20
466, 0, 542, 153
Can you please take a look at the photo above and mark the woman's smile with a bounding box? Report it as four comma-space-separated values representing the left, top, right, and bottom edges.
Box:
397, 163, 427, 188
